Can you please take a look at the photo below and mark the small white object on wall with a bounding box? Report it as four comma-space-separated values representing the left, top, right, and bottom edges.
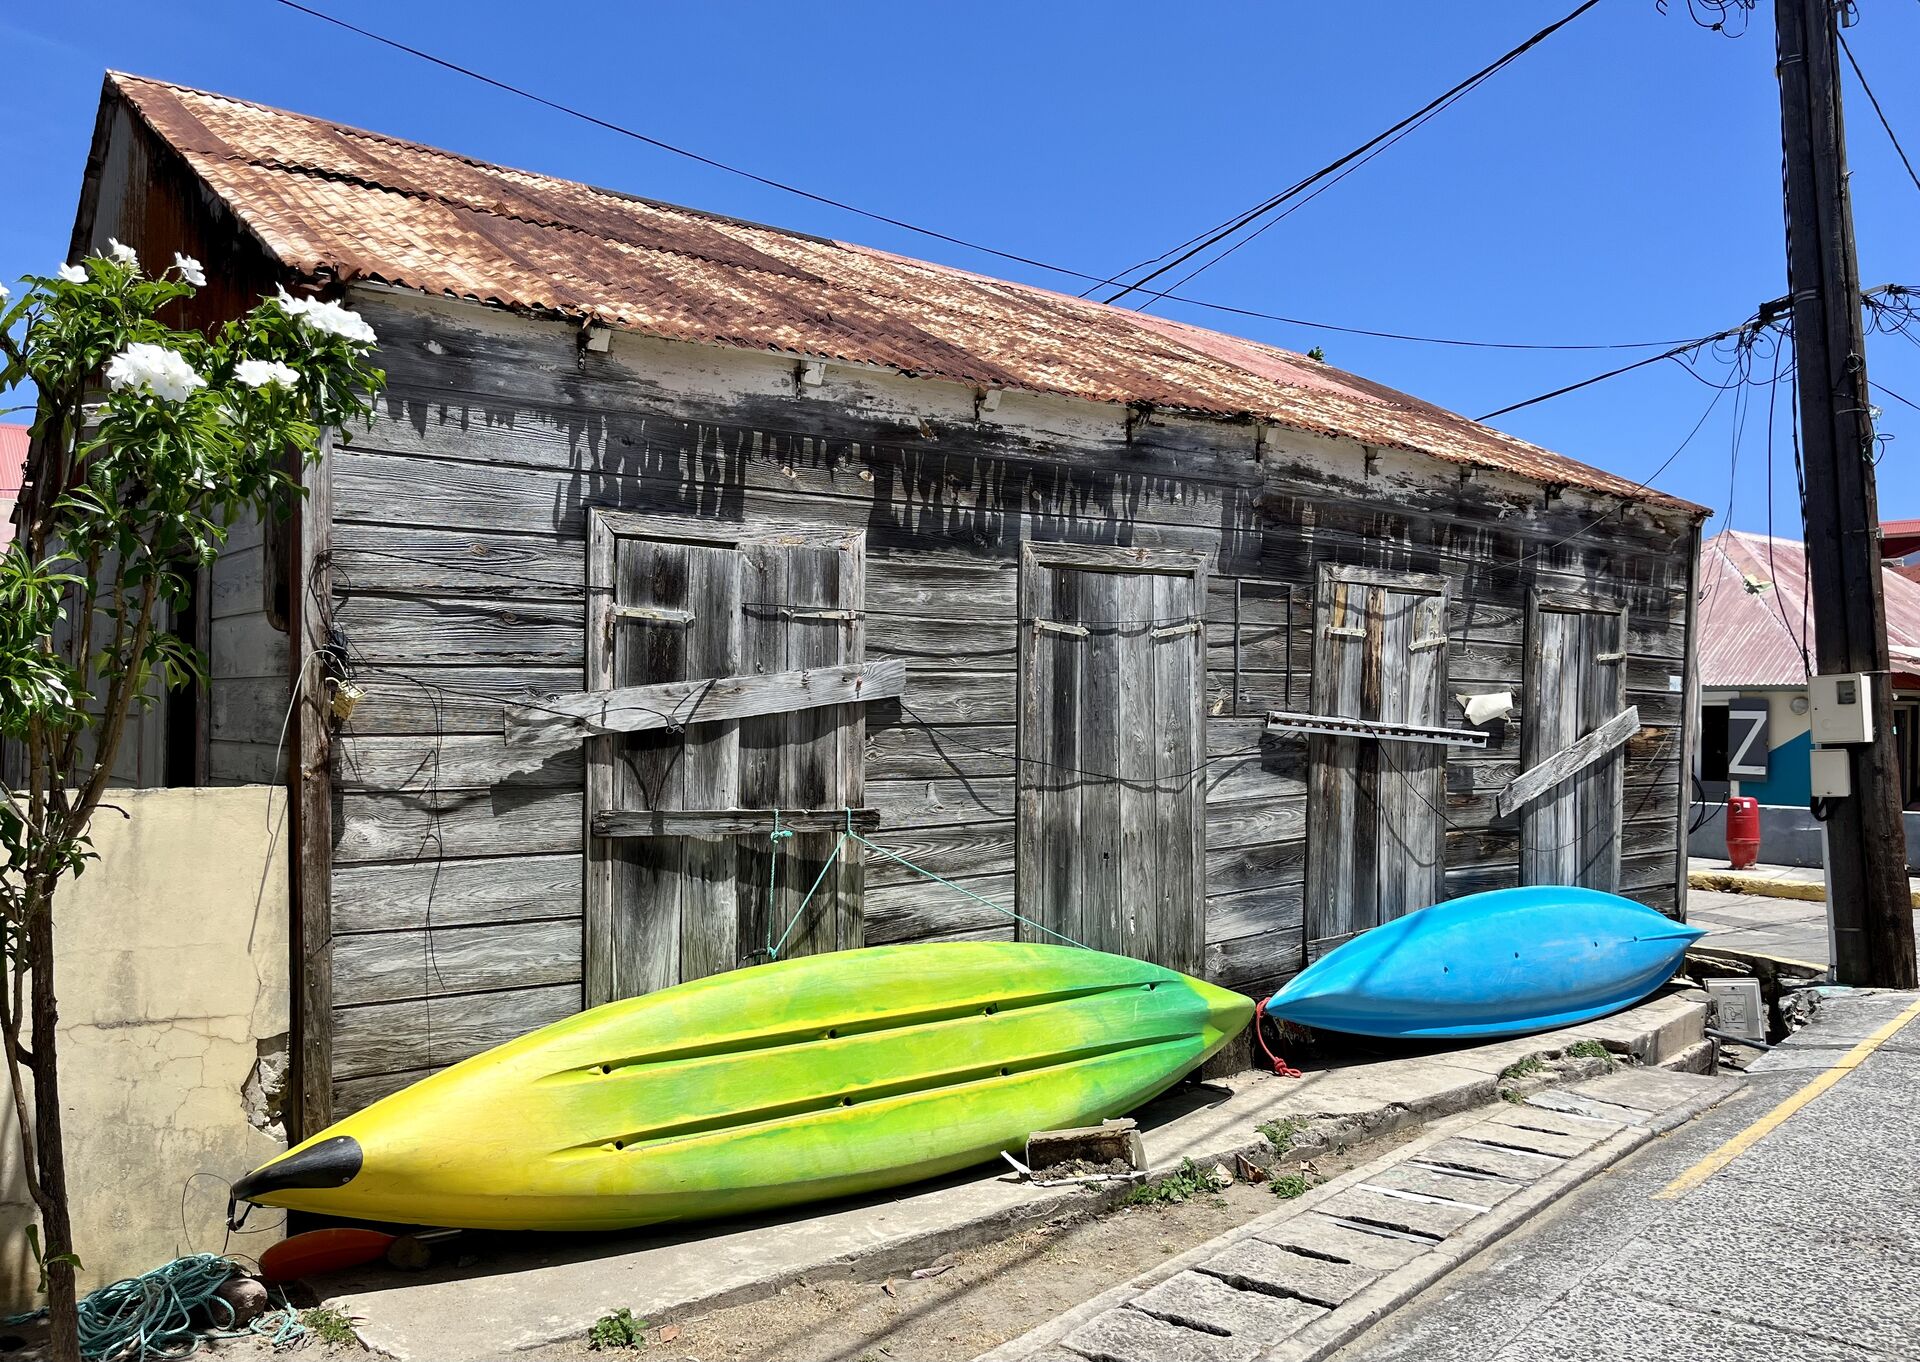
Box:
1455, 690, 1514, 726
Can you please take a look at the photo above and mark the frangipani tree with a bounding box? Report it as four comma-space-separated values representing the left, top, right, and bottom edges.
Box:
0, 244, 383, 1359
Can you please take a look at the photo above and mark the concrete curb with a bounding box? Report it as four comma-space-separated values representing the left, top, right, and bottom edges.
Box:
1689, 863, 1920, 911
977, 1072, 1740, 1362
1689, 867, 1833, 903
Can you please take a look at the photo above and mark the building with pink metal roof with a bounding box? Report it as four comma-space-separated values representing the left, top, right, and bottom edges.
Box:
0, 423, 27, 550
1697, 528, 1920, 810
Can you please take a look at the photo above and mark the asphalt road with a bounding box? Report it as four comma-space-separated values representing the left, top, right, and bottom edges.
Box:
1331, 989, 1920, 1362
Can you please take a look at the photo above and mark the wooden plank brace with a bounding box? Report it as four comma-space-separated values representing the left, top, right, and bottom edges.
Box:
1495, 704, 1641, 819
505, 658, 906, 745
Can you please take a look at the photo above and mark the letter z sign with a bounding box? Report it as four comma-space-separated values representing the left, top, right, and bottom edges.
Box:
1727, 699, 1770, 780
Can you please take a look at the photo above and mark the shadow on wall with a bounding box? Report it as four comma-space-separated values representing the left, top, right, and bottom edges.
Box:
0, 786, 289, 1310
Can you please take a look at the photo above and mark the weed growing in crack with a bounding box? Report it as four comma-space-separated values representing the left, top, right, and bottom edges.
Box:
1269, 1172, 1313, 1199
1499, 1055, 1548, 1083
1565, 1040, 1615, 1065
301, 1308, 360, 1348
1121, 1158, 1225, 1207
588, 1308, 647, 1351
1258, 1116, 1309, 1152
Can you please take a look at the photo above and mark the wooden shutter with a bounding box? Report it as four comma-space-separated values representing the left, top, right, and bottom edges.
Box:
1306, 565, 1450, 958
583, 517, 866, 1005
734, 534, 866, 966
1016, 544, 1207, 974
1522, 592, 1628, 890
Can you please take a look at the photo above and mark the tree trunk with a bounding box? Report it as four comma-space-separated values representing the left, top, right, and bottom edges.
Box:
30, 906, 79, 1362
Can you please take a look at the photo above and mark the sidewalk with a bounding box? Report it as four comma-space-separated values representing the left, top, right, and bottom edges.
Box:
1686, 856, 1920, 974
317, 991, 1708, 1359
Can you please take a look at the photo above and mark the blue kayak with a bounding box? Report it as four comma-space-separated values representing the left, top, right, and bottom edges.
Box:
1265, 887, 1705, 1040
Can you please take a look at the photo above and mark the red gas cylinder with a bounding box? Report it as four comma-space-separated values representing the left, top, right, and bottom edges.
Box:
1726, 795, 1761, 870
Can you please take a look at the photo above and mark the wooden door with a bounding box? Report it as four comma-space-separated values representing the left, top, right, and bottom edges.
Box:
584, 518, 866, 1004
1522, 592, 1628, 890
1306, 565, 1450, 959
1016, 544, 1207, 974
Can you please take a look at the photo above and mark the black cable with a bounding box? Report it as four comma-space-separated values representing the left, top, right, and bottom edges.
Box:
1872, 379, 1920, 414
1100, 0, 1603, 305
260, 0, 1694, 355
1838, 32, 1920, 198
1477, 316, 1766, 421
1759, 336, 1812, 675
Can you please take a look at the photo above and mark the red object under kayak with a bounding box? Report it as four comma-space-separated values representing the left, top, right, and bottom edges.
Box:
258, 1227, 396, 1282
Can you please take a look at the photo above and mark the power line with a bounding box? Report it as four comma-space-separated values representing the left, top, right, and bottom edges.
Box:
262, 0, 1691, 355
1838, 31, 1920, 198
1873, 379, 1920, 413
1475, 309, 1778, 421
1099, 0, 1603, 305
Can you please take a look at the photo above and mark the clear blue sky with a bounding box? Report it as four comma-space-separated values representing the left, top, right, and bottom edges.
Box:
6, 1, 1918, 533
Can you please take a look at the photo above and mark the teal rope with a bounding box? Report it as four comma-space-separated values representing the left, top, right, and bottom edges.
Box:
766, 832, 847, 960
8, 1254, 307, 1359
848, 832, 1091, 949
762, 809, 794, 958
758, 807, 1091, 955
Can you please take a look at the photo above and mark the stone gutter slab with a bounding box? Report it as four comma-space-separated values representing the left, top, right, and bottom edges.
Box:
978, 1068, 1743, 1362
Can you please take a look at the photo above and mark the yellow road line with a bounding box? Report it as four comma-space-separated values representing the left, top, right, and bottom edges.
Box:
1656, 994, 1920, 1201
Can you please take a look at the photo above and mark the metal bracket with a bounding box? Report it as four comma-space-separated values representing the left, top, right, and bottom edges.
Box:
1033, 618, 1090, 638
1265, 709, 1489, 749
613, 605, 694, 626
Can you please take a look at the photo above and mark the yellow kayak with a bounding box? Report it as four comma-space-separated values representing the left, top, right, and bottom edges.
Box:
233, 942, 1250, 1230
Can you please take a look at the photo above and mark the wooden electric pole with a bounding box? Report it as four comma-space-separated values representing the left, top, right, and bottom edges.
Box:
1774, 0, 1918, 987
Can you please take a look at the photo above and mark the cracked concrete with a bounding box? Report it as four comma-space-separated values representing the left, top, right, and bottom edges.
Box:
0, 787, 289, 1307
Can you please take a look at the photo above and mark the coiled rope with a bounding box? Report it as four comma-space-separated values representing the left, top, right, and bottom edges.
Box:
6, 1254, 306, 1360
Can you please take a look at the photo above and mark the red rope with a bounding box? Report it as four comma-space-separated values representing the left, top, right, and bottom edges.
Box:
1253, 999, 1303, 1078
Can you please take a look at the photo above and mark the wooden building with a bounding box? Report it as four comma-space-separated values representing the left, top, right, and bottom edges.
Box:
61, 74, 1707, 1133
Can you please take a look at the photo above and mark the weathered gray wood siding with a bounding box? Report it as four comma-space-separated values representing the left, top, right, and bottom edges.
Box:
207, 509, 289, 784
321, 289, 1695, 1110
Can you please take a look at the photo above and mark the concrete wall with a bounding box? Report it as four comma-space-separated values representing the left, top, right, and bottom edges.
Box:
1688, 800, 1920, 870
0, 786, 288, 1307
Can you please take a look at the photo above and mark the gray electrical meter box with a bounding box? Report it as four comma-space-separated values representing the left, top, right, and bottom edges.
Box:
1810, 672, 1875, 745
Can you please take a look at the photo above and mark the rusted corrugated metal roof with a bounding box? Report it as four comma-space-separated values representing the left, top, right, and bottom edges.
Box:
1699, 530, 1920, 687
105, 72, 1702, 514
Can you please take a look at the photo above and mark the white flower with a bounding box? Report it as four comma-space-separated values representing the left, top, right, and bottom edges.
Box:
234, 358, 300, 390
273, 286, 377, 346
57, 263, 88, 284
105, 342, 206, 403
173, 254, 207, 288
0, 283, 8, 306
105, 238, 138, 267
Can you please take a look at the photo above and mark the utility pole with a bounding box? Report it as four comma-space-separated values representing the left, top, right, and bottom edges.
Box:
1774, 0, 1918, 987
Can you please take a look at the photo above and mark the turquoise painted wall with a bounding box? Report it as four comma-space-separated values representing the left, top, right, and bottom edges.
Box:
1739, 728, 1812, 807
